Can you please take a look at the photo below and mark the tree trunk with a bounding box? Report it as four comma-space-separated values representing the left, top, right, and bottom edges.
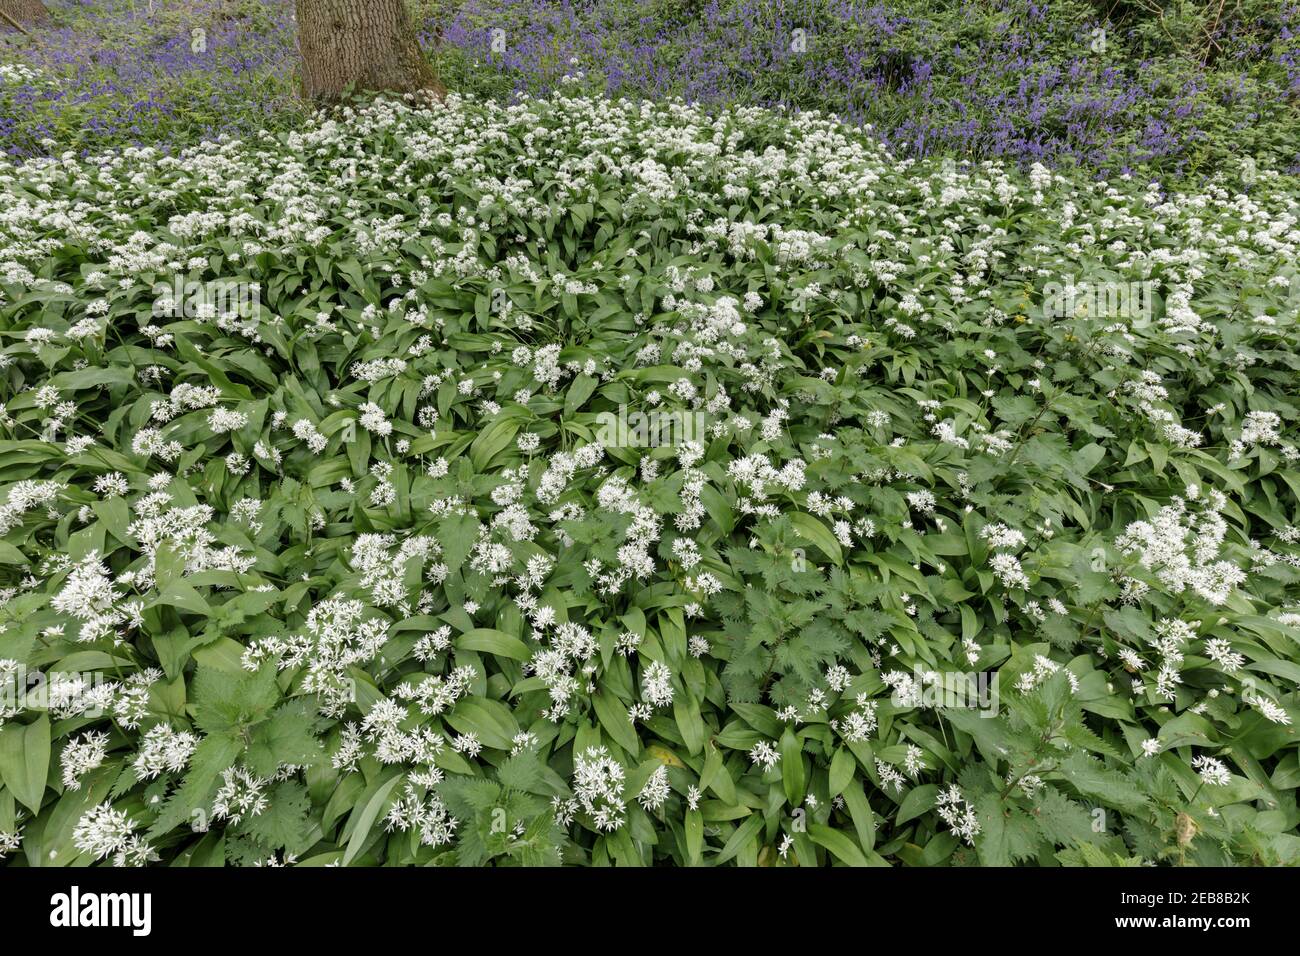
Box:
0, 0, 50, 31
295, 0, 442, 102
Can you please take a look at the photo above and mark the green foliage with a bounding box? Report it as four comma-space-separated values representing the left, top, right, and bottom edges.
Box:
0, 89, 1296, 868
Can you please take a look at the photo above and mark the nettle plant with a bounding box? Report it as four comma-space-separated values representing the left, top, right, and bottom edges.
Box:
0, 91, 1297, 867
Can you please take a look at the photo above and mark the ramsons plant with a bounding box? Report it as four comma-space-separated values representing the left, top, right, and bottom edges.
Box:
0, 91, 1297, 866
3, 0, 1299, 178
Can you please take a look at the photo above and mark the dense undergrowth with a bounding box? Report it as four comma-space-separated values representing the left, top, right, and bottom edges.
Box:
0, 0, 1297, 178
0, 92, 1297, 865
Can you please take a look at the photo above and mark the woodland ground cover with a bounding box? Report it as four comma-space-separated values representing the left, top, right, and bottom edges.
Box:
0, 0, 1297, 177
0, 89, 1298, 866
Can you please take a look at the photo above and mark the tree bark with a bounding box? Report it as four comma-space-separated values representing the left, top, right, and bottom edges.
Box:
0, 0, 50, 32
295, 0, 442, 102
